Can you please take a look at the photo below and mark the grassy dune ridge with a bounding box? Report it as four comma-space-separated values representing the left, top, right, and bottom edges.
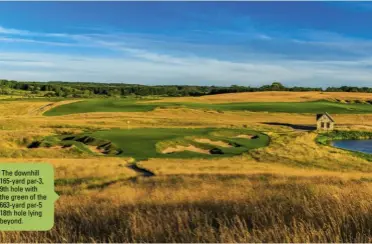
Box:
0, 92, 372, 242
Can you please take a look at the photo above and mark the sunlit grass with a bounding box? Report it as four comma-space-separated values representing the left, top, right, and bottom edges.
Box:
2, 175, 372, 242
0, 95, 371, 242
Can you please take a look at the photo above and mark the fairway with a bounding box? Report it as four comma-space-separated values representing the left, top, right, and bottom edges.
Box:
44, 99, 157, 116
187, 101, 372, 113
44, 99, 372, 116
33, 128, 269, 160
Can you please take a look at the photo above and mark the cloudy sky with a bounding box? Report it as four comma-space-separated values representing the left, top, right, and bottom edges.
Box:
1, 2, 372, 87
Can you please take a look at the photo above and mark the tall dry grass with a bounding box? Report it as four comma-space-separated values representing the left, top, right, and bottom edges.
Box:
250, 131, 372, 172
0, 99, 372, 242
146, 91, 372, 103
1, 175, 372, 242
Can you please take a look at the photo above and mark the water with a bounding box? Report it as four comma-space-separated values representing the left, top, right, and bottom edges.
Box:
332, 140, 372, 154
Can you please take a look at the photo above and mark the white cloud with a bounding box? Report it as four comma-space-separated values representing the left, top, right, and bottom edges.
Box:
1, 51, 372, 87
0, 26, 30, 35
256, 34, 272, 40
1, 25, 372, 86
0, 36, 83, 47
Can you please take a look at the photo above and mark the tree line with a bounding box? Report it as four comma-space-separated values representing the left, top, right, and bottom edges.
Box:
0, 79, 370, 98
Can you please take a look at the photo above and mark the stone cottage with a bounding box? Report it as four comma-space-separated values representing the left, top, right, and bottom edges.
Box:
316, 112, 335, 131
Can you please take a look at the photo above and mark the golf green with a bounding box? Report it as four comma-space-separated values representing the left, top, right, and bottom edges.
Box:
36, 128, 270, 160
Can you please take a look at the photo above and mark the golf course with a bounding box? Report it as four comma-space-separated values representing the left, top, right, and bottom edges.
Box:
2, 91, 372, 242
31, 128, 269, 160
5, 1, 372, 242
44, 98, 372, 116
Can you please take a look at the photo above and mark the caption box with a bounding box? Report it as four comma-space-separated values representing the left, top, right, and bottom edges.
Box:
0, 163, 59, 231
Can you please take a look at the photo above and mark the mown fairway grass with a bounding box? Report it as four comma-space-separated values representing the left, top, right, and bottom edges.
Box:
41, 128, 269, 160
44, 98, 372, 116
44, 99, 157, 116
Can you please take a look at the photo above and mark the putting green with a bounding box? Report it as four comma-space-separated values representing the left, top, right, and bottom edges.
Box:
32, 128, 269, 160
44, 99, 372, 116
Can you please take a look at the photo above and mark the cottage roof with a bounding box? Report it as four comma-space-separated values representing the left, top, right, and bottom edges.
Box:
316, 112, 335, 122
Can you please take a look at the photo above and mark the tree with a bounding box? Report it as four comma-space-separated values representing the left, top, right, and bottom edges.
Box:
270, 82, 285, 90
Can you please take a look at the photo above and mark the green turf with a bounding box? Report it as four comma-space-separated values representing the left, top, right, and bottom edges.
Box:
44, 99, 372, 116
36, 128, 269, 160
192, 101, 372, 113
44, 99, 157, 116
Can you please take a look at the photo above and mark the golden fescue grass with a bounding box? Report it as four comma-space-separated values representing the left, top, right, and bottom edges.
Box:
38, 108, 372, 130
251, 131, 372, 172
138, 155, 372, 180
0, 99, 77, 117
28, 99, 82, 116
1, 98, 372, 242
0, 99, 81, 117
2, 175, 372, 242
0, 100, 51, 116
0, 157, 136, 196
0, 157, 134, 180
145, 91, 372, 103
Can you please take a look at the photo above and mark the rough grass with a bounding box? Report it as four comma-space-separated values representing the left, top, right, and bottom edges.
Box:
316, 130, 372, 162
152, 91, 372, 103
1, 97, 372, 242
2, 175, 372, 242
250, 131, 372, 172
0, 157, 136, 195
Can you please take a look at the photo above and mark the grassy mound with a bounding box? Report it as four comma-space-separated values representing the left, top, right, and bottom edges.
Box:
44, 98, 372, 116
29, 128, 269, 160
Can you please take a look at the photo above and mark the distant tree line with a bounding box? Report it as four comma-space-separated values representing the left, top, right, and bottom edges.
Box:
0, 79, 371, 98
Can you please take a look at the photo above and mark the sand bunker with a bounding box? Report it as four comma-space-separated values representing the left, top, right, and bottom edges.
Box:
194, 138, 231, 148
87, 146, 106, 155
235, 134, 256, 139
161, 145, 210, 154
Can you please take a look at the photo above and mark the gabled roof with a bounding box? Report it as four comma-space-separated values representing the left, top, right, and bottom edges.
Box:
316, 112, 335, 122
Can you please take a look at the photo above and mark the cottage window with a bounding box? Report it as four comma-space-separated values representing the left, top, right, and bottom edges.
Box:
326, 122, 330, 129
321, 122, 325, 128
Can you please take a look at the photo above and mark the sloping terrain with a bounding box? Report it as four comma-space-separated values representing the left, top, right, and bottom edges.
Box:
29, 128, 269, 160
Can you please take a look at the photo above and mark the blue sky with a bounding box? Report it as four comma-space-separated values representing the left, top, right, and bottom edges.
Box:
1, 2, 372, 87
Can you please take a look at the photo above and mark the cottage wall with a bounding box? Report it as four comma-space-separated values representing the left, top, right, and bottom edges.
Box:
317, 115, 334, 131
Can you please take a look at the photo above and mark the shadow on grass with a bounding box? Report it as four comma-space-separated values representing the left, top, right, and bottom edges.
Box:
262, 122, 316, 131
128, 163, 155, 177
